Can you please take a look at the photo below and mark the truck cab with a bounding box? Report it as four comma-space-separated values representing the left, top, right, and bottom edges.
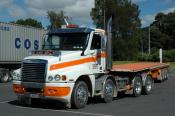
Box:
13, 27, 111, 108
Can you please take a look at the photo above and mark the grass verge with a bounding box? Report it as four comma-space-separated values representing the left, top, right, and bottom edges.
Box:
169, 62, 175, 71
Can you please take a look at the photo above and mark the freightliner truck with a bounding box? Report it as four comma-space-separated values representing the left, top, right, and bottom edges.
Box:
12, 25, 169, 109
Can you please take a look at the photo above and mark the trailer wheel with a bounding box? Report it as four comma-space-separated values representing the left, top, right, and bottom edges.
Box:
159, 71, 165, 82
133, 76, 142, 97
143, 75, 153, 95
162, 71, 166, 81
0, 71, 10, 83
71, 81, 88, 109
103, 79, 114, 103
165, 70, 168, 80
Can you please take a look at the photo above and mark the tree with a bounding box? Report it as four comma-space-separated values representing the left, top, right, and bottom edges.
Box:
47, 10, 65, 30
91, 0, 117, 29
91, 0, 141, 33
142, 11, 175, 52
11, 18, 43, 28
91, 0, 141, 61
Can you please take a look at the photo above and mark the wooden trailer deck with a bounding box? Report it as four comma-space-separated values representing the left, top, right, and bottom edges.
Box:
112, 62, 170, 72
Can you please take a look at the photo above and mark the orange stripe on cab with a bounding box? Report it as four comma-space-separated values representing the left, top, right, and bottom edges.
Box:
50, 57, 96, 71
50, 51, 106, 71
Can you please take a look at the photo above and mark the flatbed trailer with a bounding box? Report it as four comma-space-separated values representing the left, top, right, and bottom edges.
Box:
112, 62, 169, 72
112, 62, 169, 81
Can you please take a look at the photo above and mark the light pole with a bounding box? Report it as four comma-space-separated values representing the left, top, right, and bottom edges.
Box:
148, 26, 151, 55
103, 0, 106, 30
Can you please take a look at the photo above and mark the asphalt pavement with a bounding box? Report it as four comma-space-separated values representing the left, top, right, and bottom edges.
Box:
0, 71, 175, 116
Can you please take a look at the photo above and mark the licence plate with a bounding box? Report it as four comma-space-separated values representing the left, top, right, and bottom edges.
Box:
30, 94, 40, 98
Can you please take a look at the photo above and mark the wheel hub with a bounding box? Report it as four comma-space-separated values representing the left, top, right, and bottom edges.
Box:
105, 83, 113, 97
146, 80, 152, 91
77, 86, 87, 103
135, 82, 142, 93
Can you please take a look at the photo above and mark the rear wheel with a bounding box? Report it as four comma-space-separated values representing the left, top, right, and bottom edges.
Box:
103, 79, 114, 103
71, 81, 88, 109
132, 76, 142, 97
159, 70, 166, 82
165, 70, 168, 80
0, 71, 10, 83
162, 71, 166, 81
143, 75, 154, 95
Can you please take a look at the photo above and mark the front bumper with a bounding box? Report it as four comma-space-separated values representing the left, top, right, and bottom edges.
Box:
13, 81, 75, 103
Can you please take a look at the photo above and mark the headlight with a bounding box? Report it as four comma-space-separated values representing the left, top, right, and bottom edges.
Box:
48, 76, 53, 81
12, 72, 17, 77
12, 72, 21, 80
17, 74, 20, 78
54, 74, 61, 81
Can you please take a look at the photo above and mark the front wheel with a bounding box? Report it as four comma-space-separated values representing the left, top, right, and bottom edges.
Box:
71, 81, 88, 109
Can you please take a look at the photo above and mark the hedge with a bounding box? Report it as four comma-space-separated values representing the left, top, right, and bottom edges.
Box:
137, 49, 175, 62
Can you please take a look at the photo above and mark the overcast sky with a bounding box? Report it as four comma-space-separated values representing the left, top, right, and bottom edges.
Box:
0, 0, 175, 28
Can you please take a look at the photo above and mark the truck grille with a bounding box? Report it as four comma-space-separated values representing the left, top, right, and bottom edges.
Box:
21, 60, 47, 83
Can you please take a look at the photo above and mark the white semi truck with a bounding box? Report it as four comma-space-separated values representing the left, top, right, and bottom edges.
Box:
0, 22, 47, 82
13, 26, 169, 109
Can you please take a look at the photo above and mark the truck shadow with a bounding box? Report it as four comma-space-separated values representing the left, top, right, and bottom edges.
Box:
8, 99, 67, 110
8, 94, 132, 110
88, 93, 134, 105
8, 90, 153, 110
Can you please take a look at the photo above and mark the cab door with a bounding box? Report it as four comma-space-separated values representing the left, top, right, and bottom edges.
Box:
89, 33, 106, 73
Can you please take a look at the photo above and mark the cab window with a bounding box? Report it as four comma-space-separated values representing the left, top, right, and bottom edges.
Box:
91, 34, 101, 50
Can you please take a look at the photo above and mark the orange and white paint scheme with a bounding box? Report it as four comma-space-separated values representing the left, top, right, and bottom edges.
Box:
13, 28, 107, 107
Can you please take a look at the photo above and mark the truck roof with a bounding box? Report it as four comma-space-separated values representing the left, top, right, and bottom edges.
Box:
49, 28, 95, 34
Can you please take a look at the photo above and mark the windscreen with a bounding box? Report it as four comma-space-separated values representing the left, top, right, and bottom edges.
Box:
43, 33, 89, 51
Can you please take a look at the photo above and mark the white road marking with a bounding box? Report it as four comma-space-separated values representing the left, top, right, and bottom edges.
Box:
15, 106, 114, 116
0, 100, 113, 116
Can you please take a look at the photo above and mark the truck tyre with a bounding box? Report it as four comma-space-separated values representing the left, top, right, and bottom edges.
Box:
143, 75, 153, 95
165, 70, 168, 80
103, 79, 114, 103
162, 71, 165, 81
17, 96, 27, 106
71, 81, 88, 109
132, 76, 142, 97
0, 71, 10, 83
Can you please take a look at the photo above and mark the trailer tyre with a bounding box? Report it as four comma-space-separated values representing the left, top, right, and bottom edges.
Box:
143, 75, 153, 95
103, 79, 114, 103
71, 81, 88, 109
0, 72, 10, 83
165, 70, 168, 80
133, 76, 142, 97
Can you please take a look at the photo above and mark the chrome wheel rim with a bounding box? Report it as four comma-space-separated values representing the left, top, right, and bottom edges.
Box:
105, 83, 113, 97
135, 81, 142, 93
77, 86, 87, 104
146, 80, 152, 91
3, 74, 9, 82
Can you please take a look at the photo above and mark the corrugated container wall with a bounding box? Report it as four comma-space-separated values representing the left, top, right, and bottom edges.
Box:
0, 22, 47, 63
